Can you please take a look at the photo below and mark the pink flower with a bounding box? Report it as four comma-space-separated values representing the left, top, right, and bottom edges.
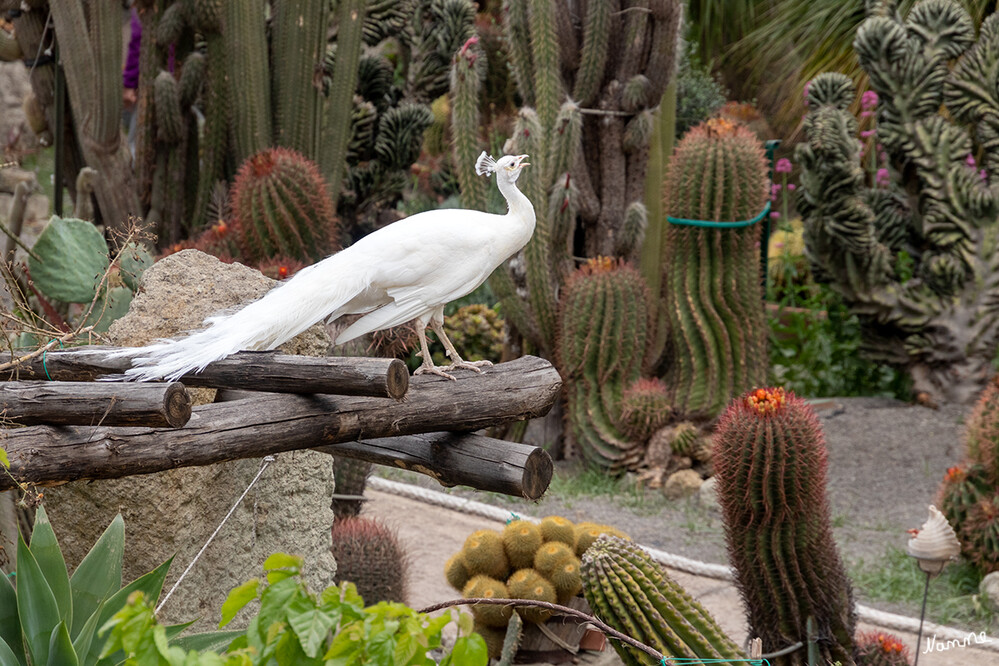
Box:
860, 129, 875, 138
876, 168, 890, 187
981, 169, 988, 180
772, 183, 782, 194
860, 111, 873, 118
770, 211, 780, 219
775, 158, 792, 174
787, 183, 796, 191
771, 194, 778, 202
804, 81, 812, 102
861, 90, 879, 110
966, 154, 977, 167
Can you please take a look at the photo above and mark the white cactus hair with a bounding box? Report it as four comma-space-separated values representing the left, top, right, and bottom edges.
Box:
475, 151, 497, 177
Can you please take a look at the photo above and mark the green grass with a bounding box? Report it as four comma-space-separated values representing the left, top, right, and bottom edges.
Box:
850, 546, 997, 634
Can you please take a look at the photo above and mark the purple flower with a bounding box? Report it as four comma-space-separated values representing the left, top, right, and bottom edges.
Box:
770, 211, 781, 219
860, 111, 873, 118
787, 183, 796, 191
772, 183, 782, 194
775, 158, 792, 174
771, 194, 778, 202
861, 90, 879, 110
966, 154, 977, 167
981, 169, 988, 181
860, 129, 875, 138
876, 168, 890, 187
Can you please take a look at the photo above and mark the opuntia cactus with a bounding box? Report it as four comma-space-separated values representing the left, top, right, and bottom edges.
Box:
329, 516, 408, 605
661, 117, 770, 420
580, 535, 744, 665
714, 387, 855, 665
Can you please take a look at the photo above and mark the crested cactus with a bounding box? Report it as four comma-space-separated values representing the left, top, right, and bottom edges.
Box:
714, 387, 855, 665
796, 0, 999, 404
231, 147, 340, 264
580, 535, 744, 665
557, 257, 652, 470
662, 117, 770, 419
330, 516, 408, 605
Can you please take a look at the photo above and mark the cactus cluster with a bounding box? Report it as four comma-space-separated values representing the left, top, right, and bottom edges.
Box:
796, 0, 999, 404
581, 535, 744, 665
938, 377, 999, 574
446, 517, 627, 660
714, 387, 855, 665
431, 303, 505, 366
662, 117, 769, 419
330, 516, 408, 605
557, 257, 653, 469
854, 630, 913, 666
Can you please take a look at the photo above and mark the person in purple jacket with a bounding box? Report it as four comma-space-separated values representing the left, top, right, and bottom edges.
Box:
122, 6, 141, 157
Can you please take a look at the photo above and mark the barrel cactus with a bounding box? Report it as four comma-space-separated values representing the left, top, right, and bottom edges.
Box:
714, 387, 855, 665
231, 147, 340, 264
329, 516, 408, 605
796, 0, 999, 404
618, 378, 672, 442
580, 535, 744, 665
557, 257, 652, 470
661, 117, 769, 420
854, 630, 913, 666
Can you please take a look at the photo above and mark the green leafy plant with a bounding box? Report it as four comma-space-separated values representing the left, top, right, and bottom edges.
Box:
100, 553, 487, 666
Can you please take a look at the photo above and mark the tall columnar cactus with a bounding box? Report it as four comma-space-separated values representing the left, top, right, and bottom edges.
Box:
451, 0, 681, 359
580, 535, 744, 665
661, 118, 769, 419
714, 387, 855, 665
796, 0, 999, 404
557, 258, 652, 470
231, 148, 339, 264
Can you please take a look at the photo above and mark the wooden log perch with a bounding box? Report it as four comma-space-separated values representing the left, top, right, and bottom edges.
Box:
0, 356, 561, 496
314, 432, 553, 500
2, 346, 409, 399
0, 381, 191, 428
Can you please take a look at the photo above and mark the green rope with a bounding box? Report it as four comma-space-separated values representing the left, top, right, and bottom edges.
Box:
666, 200, 771, 229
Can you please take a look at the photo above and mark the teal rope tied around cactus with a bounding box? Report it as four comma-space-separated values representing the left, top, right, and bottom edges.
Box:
505, 512, 521, 525
666, 200, 771, 228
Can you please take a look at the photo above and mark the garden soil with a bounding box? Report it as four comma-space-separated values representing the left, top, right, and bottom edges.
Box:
363, 397, 999, 665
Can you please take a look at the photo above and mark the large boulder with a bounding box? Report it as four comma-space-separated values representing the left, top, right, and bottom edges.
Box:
41, 250, 337, 629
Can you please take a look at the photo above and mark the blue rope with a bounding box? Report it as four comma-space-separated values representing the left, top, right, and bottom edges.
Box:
41, 338, 65, 381
666, 201, 771, 229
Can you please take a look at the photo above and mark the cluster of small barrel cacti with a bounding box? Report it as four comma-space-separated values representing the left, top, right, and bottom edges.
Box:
853, 630, 913, 666
445, 517, 627, 660
433, 303, 505, 365
714, 387, 855, 665
330, 516, 408, 605
938, 377, 999, 574
661, 118, 769, 420
580, 535, 744, 665
557, 257, 653, 470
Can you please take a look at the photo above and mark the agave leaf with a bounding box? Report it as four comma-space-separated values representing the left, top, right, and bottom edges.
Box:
0, 635, 23, 666
70, 601, 103, 666
69, 515, 123, 638
45, 622, 78, 666
26, 217, 109, 304
28, 507, 72, 630
0, 573, 23, 666
15, 534, 59, 666
170, 629, 243, 654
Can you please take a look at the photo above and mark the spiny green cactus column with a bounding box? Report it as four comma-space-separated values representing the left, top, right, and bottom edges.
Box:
581, 535, 744, 665
557, 258, 652, 470
661, 118, 769, 419
796, 0, 999, 404
714, 387, 855, 665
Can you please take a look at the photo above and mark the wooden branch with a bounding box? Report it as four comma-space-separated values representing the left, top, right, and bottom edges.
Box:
0, 356, 561, 494
314, 432, 553, 500
0, 381, 191, 428
2, 346, 409, 399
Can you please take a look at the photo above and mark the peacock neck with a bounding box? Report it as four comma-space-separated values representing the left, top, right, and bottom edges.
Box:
497, 176, 535, 229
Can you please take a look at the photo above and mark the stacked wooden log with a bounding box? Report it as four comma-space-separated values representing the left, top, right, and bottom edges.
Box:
0, 348, 561, 499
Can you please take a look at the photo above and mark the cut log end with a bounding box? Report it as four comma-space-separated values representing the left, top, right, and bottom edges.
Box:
164, 382, 192, 428
387, 359, 409, 400
522, 446, 554, 500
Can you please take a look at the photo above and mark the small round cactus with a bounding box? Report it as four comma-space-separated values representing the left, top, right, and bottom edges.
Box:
854, 630, 913, 666
463, 575, 513, 627
461, 529, 509, 580
330, 516, 407, 605
506, 568, 556, 623
502, 519, 544, 570
618, 377, 672, 442
538, 516, 575, 546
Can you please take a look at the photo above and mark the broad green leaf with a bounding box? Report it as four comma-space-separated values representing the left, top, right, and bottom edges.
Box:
456, 610, 473, 637
0, 574, 25, 666
27, 217, 109, 303
255, 577, 299, 637
286, 600, 334, 658
444, 634, 487, 666
0, 635, 22, 666
29, 507, 72, 630
364, 628, 396, 664
219, 580, 259, 628
81, 287, 132, 334
262, 553, 301, 573
117, 243, 153, 291
169, 629, 243, 654
45, 622, 78, 666
70, 515, 123, 638
15, 534, 60, 666
69, 601, 102, 666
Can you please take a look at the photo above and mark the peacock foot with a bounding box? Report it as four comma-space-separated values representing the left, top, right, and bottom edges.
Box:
444, 359, 493, 374
414, 363, 457, 381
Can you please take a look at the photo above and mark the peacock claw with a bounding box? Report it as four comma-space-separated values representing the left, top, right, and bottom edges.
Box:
444, 359, 493, 374
414, 364, 457, 381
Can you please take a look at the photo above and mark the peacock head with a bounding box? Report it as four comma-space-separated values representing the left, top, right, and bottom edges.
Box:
475, 152, 530, 183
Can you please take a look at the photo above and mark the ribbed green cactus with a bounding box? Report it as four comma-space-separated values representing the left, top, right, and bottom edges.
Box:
330, 516, 408, 605
796, 0, 999, 404
581, 535, 744, 665
618, 378, 672, 442
331, 457, 373, 521
557, 258, 652, 470
231, 148, 339, 263
449, 36, 488, 211
854, 630, 914, 666
714, 387, 855, 665
661, 118, 769, 419
222, 0, 272, 164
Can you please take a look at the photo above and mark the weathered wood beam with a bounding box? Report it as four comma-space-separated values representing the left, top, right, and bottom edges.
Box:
2, 346, 409, 399
0, 356, 561, 495
314, 432, 554, 500
0, 381, 191, 428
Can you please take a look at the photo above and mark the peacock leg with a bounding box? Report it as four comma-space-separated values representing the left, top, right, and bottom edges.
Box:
413, 316, 457, 381
431, 310, 492, 374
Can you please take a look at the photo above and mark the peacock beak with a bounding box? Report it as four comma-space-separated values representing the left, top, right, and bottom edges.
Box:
517, 155, 530, 168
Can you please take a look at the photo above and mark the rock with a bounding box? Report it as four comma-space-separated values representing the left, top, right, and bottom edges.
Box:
41, 250, 337, 630
981, 571, 999, 612
662, 469, 703, 500
697, 476, 721, 513
0, 61, 31, 150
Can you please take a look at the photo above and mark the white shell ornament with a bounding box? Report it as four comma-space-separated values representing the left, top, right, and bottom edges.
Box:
907, 505, 960, 574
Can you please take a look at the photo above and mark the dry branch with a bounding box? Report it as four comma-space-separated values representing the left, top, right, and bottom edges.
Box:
2, 346, 409, 399
0, 381, 191, 428
0, 356, 561, 495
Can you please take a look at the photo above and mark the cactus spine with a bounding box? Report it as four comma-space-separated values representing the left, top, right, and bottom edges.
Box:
662, 118, 769, 419
713, 388, 855, 665
222, 0, 272, 164
449, 36, 488, 211
581, 535, 744, 665
557, 258, 652, 469
330, 516, 408, 605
